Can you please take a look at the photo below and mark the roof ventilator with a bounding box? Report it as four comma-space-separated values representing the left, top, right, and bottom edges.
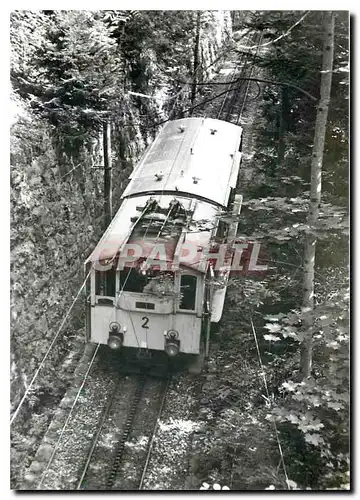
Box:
210, 128, 217, 135
154, 171, 163, 181
178, 125, 185, 133
192, 176, 200, 184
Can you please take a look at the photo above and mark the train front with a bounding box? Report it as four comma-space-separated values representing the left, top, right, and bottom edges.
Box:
84, 195, 211, 358
84, 117, 243, 359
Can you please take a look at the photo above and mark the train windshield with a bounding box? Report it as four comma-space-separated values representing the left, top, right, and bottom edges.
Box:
120, 269, 175, 296
95, 267, 176, 296
119, 268, 147, 293
179, 274, 197, 310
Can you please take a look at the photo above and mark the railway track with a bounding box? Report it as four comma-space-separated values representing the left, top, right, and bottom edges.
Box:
218, 33, 262, 124
194, 31, 261, 126
77, 368, 171, 491
30, 347, 171, 491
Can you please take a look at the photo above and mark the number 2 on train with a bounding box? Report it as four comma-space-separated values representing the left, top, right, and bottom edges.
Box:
142, 316, 149, 329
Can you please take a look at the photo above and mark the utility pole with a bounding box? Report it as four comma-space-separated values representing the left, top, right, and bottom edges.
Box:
190, 11, 202, 112
278, 86, 289, 167
103, 120, 112, 228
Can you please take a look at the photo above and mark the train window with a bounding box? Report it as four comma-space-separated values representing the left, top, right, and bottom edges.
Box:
143, 272, 175, 296
179, 275, 197, 310
217, 220, 229, 240
95, 269, 116, 297
119, 268, 148, 293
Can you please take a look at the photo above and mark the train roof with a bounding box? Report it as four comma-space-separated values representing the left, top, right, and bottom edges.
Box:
86, 194, 219, 274
122, 117, 242, 207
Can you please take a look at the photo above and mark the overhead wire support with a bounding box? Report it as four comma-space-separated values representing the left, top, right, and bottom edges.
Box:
190, 11, 202, 111
103, 120, 113, 229
174, 77, 318, 102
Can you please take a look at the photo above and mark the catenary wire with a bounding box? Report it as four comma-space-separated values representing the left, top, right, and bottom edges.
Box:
10, 269, 92, 426
37, 343, 100, 489
235, 11, 310, 52
250, 318, 290, 489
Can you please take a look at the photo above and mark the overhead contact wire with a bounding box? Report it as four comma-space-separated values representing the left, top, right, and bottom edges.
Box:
250, 318, 290, 489
37, 344, 100, 489
10, 269, 92, 426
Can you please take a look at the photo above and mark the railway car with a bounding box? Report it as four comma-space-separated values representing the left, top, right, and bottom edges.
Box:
84, 117, 243, 360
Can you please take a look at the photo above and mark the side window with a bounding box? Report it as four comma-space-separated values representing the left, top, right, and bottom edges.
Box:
95, 269, 116, 296
119, 269, 148, 293
217, 220, 229, 240
179, 275, 197, 310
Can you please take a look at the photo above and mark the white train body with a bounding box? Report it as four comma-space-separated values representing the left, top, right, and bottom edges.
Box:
85, 117, 243, 357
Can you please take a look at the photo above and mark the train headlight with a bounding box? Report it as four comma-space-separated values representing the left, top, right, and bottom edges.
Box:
108, 322, 123, 350
108, 334, 123, 350
165, 329, 179, 340
164, 338, 180, 357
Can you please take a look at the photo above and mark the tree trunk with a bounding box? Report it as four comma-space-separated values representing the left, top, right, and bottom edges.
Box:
278, 87, 289, 166
190, 11, 202, 112
103, 120, 112, 229
300, 11, 335, 378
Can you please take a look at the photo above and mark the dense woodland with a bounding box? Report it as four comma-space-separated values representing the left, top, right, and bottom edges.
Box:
10, 11, 349, 490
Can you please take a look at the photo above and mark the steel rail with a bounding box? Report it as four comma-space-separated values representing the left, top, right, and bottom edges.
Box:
138, 374, 171, 490
236, 33, 263, 125
216, 65, 239, 119
76, 373, 123, 490
37, 344, 101, 490
76, 370, 170, 491
222, 33, 260, 123
216, 32, 257, 122
105, 372, 147, 489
